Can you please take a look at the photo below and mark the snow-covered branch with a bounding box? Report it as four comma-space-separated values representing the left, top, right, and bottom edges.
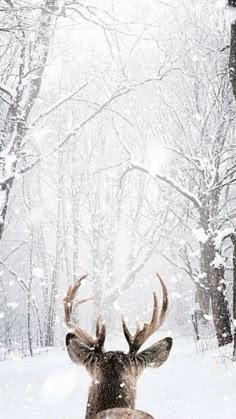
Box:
29, 73, 104, 129
20, 73, 170, 175
0, 83, 14, 98
105, 249, 154, 304
214, 228, 235, 251
121, 163, 202, 209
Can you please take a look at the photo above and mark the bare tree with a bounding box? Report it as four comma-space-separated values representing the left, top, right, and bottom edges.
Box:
0, 1, 60, 239
120, 3, 236, 346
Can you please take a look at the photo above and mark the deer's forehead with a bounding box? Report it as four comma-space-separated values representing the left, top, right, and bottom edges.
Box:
97, 351, 131, 368
101, 351, 128, 361
96, 351, 134, 379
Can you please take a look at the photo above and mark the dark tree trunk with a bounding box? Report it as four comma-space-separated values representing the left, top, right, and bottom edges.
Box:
231, 233, 236, 357
228, 0, 236, 353
229, 3, 236, 98
197, 240, 211, 314
210, 266, 232, 346
197, 190, 233, 346
198, 228, 232, 346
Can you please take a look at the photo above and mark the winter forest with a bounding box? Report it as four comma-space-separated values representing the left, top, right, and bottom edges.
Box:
1, 0, 236, 418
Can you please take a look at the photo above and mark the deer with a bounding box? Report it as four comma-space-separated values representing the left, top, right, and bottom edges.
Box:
64, 273, 173, 419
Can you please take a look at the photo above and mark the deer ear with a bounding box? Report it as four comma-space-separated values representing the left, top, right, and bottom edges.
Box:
66, 333, 99, 375
135, 337, 173, 370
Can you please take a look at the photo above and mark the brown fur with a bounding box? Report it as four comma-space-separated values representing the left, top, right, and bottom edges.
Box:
94, 408, 154, 418
66, 334, 172, 418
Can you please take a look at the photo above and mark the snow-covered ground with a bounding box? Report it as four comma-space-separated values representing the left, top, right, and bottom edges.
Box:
0, 337, 236, 419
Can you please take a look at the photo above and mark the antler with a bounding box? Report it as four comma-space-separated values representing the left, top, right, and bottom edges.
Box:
64, 274, 106, 350
122, 273, 168, 353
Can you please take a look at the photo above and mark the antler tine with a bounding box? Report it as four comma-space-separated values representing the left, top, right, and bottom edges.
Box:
156, 273, 168, 326
122, 273, 169, 353
64, 275, 87, 324
64, 274, 106, 350
122, 315, 133, 343
95, 316, 106, 348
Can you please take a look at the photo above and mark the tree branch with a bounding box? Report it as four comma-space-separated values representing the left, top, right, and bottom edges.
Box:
121, 163, 202, 209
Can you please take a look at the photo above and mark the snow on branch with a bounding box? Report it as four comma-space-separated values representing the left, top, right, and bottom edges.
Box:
3, 0, 13, 7
193, 228, 209, 244
21, 73, 171, 176
0, 83, 14, 98
29, 73, 103, 129
225, 6, 236, 25
105, 249, 153, 303
211, 253, 226, 269
121, 163, 202, 209
164, 145, 203, 171
214, 228, 235, 251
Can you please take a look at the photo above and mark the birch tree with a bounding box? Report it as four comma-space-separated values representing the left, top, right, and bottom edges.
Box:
0, 1, 60, 239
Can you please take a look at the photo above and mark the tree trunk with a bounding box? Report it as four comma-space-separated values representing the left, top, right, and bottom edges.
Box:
197, 238, 211, 314
27, 290, 33, 357
45, 269, 58, 346
210, 266, 232, 346
230, 233, 236, 357
92, 270, 103, 324
0, 1, 58, 239
45, 150, 63, 346
27, 244, 33, 356
198, 233, 232, 346
229, 1, 236, 96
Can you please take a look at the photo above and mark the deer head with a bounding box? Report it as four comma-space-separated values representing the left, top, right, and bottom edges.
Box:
64, 274, 173, 418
